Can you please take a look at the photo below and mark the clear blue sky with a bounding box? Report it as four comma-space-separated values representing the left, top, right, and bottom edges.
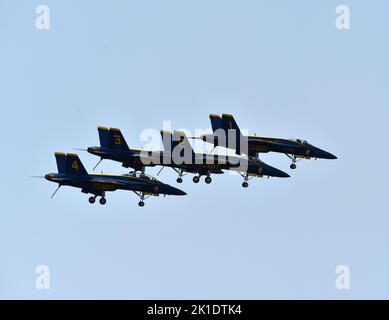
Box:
1, 0, 388, 299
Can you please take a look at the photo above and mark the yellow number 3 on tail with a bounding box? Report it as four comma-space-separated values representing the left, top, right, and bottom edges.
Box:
113, 134, 121, 145
72, 160, 79, 171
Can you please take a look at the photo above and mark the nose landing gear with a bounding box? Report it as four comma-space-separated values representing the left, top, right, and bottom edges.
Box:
133, 191, 150, 207
172, 168, 186, 184
286, 154, 300, 169
239, 172, 252, 188
176, 169, 184, 183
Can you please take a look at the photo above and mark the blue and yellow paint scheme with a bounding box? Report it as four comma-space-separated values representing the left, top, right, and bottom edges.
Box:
45, 153, 186, 206
87, 127, 289, 187
200, 114, 337, 169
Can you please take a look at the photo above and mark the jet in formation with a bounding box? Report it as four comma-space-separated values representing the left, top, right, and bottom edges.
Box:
42, 152, 185, 207
37, 114, 336, 207
197, 114, 337, 169
86, 126, 289, 188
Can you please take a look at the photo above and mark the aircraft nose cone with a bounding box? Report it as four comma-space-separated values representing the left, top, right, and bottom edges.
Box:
261, 163, 290, 178
175, 188, 187, 196
276, 169, 290, 178
311, 147, 337, 159
163, 184, 187, 196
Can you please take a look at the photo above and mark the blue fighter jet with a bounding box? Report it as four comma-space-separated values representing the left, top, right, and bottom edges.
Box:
86, 127, 289, 188
198, 114, 337, 169
43, 152, 186, 207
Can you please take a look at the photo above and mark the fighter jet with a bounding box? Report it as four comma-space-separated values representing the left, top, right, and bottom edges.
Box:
159, 130, 289, 187
42, 152, 186, 207
197, 114, 337, 169
86, 126, 289, 188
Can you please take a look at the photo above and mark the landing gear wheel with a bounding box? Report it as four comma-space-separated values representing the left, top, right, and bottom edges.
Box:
177, 177, 183, 183
99, 197, 106, 205
242, 182, 249, 188
138, 201, 145, 207
89, 196, 96, 204
290, 163, 297, 170
205, 176, 212, 184
193, 176, 200, 183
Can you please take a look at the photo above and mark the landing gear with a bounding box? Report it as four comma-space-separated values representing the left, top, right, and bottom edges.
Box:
89, 192, 106, 205
173, 168, 186, 184
239, 172, 252, 188
286, 154, 299, 169
193, 176, 200, 183
204, 171, 212, 184
133, 191, 149, 207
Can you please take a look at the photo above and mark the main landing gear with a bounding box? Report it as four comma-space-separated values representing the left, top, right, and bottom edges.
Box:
192, 174, 212, 184
88, 192, 107, 205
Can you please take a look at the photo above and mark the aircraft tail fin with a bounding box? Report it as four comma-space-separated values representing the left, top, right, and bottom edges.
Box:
97, 126, 130, 150
55, 152, 88, 176
160, 130, 174, 152
209, 114, 223, 132
97, 126, 110, 148
108, 128, 129, 150
172, 131, 195, 156
221, 114, 242, 135
160, 130, 195, 160
221, 114, 245, 155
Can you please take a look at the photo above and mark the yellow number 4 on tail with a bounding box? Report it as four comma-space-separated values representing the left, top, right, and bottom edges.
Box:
72, 160, 79, 171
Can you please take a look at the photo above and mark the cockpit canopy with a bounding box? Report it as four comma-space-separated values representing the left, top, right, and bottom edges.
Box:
296, 139, 308, 145
126, 171, 159, 182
